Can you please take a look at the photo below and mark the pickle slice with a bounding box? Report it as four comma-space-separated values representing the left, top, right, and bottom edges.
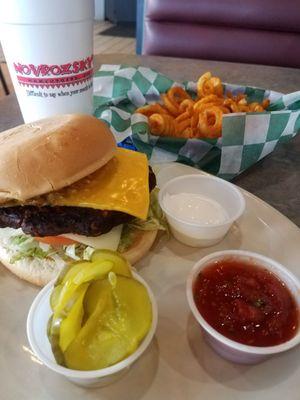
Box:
52, 250, 131, 313
72, 260, 113, 285
54, 260, 113, 315
51, 262, 88, 312
59, 283, 89, 352
110, 276, 152, 345
50, 284, 62, 311
48, 283, 89, 362
51, 260, 113, 313
54, 262, 75, 287
47, 316, 65, 367
91, 249, 132, 277
61, 261, 93, 285
64, 276, 152, 371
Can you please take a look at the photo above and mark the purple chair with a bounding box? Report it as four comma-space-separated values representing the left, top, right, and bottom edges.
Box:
136, 0, 300, 68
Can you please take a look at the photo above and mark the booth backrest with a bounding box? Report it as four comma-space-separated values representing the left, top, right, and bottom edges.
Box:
137, 0, 300, 68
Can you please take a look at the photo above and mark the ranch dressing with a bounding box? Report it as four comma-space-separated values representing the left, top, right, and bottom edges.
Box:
163, 192, 228, 225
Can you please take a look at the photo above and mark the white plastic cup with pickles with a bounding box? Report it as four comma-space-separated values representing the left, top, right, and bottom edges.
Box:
0, 0, 94, 123
27, 250, 158, 387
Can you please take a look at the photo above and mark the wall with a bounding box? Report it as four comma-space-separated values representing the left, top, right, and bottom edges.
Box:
95, 0, 105, 20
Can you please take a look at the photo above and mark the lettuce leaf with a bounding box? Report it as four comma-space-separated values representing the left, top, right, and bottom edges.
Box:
118, 188, 168, 252
8, 234, 53, 263
10, 246, 50, 263
0, 231, 94, 264
117, 225, 139, 253
130, 188, 169, 232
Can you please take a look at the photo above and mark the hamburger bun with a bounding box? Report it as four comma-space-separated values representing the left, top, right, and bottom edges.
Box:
0, 245, 63, 286
0, 229, 158, 286
0, 114, 117, 204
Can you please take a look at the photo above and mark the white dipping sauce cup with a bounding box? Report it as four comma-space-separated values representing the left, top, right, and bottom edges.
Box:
0, 0, 94, 123
27, 272, 158, 387
158, 175, 245, 247
186, 250, 300, 364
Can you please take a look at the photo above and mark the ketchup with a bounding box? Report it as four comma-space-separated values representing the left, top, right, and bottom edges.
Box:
193, 258, 299, 346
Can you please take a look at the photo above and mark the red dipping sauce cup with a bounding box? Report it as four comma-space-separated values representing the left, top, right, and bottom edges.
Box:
186, 250, 300, 364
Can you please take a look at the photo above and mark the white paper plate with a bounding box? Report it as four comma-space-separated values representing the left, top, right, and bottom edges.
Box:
0, 163, 299, 400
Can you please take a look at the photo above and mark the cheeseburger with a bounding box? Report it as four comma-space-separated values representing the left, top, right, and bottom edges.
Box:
0, 114, 165, 286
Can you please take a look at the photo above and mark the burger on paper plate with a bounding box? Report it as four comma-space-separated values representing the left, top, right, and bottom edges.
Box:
0, 114, 166, 286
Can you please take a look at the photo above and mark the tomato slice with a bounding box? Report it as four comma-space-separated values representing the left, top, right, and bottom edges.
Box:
35, 236, 78, 246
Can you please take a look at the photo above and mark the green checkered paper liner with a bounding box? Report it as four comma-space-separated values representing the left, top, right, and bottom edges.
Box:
93, 64, 300, 180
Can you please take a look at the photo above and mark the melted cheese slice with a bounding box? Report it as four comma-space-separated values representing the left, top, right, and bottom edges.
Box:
63, 225, 123, 251
47, 148, 149, 220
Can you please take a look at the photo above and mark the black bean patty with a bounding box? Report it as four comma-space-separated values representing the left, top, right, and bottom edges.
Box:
0, 167, 156, 237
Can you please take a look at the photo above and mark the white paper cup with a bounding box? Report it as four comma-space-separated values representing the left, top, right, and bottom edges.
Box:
0, 0, 94, 123
27, 271, 158, 387
186, 250, 300, 364
158, 174, 245, 247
